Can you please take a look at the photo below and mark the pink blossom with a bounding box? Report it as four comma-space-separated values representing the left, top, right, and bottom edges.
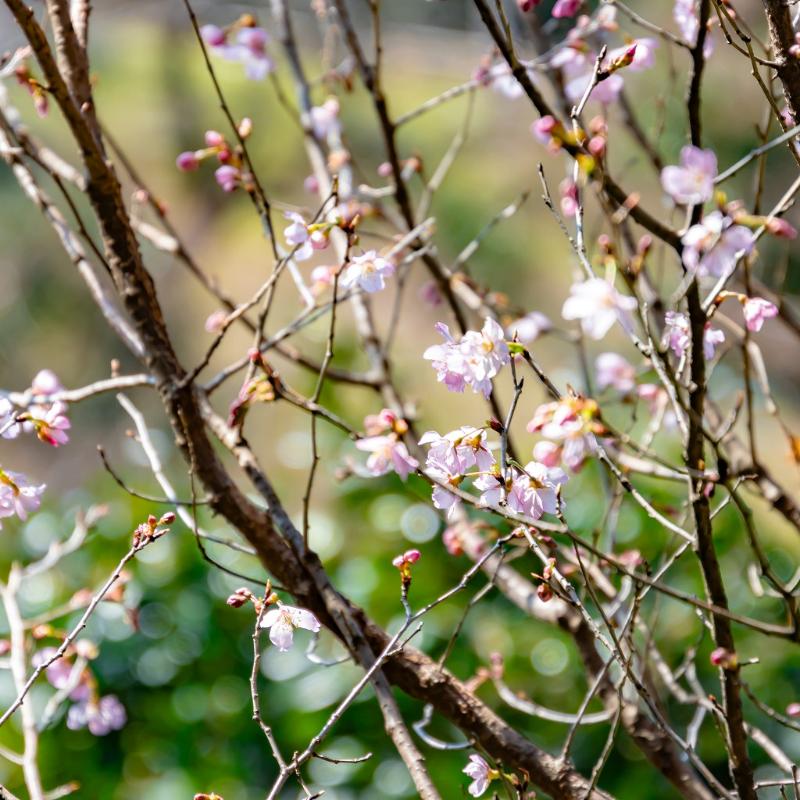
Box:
356, 436, 419, 480
31, 369, 63, 396
203, 24, 273, 80
505, 311, 551, 343
283, 211, 314, 261
464, 754, 493, 797
486, 63, 524, 100
424, 318, 510, 397
214, 165, 240, 193
742, 297, 778, 332
559, 178, 579, 217
442, 526, 464, 556
475, 462, 566, 519
261, 603, 321, 652
561, 278, 637, 340
674, 0, 714, 55
199, 24, 226, 47
310, 98, 341, 141
204, 309, 228, 333
0, 399, 22, 439
531, 115, 559, 146
429, 470, 462, 517
341, 251, 395, 294
532, 440, 561, 468
664, 311, 724, 360
67, 695, 126, 735
33, 648, 90, 701
176, 151, 200, 172
424, 323, 468, 394
660, 146, 716, 206
392, 549, 421, 569
595, 352, 636, 393
0, 469, 45, 527
681, 211, 754, 277
419, 427, 495, 474
527, 397, 603, 472
30, 402, 70, 447
552, 0, 580, 18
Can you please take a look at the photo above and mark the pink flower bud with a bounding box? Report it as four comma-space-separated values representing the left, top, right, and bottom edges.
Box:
765, 217, 797, 239
588, 135, 606, 157
787, 702, 800, 717
204, 130, 225, 147
377, 161, 393, 178
214, 165, 240, 192
304, 175, 320, 194
176, 151, 199, 172
200, 24, 226, 47
205, 309, 227, 333
159, 512, 176, 525
238, 117, 253, 138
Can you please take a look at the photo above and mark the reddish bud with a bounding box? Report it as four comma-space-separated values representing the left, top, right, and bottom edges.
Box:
176, 151, 199, 172
710, 647, 738, 669
786, 702, 800, 717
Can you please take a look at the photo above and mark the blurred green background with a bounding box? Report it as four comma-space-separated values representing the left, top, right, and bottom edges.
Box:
0, 1, 799, 798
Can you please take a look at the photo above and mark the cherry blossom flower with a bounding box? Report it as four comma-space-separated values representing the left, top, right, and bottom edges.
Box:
742, 296, 778, 332
664, 311, 725, 360
0, 398, 21, 439
392, 549, 421, 570
464, 754, 494, 797
660, 146, 716, 206
474, 462, 566, 519
0, 469, 46, 527
310, 97, 341, 141
459, 318, 511, 397
31, 369, 63, 396
424, 319, 509, 397
28, 401, 70, 447
341, 251, 395, 294
260, 603, 321, 652
682, 211, 755, 277
67, 695, 126, 735
428, 467, 463, 517
508, 462, 567, 518
419, 427, 495, 474
674, 0, 714, 56
356, 436, 419, 480
533, 440, 562, 468
505, 311, 551, 344
561, 278, 637, 340
552, 0, 580, 18
214, 165, 241, 193
202, 23, 273, 80
527, 397, 604, 472
595, 352, 636, 393
283, 211, 315, 261
486, 63, 524, 100
33, 648, 90, 701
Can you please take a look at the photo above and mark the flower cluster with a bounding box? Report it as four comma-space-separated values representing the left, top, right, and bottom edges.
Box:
200, 16, 273, 80
527, 396, 605, 472
34, 642, 127, 736
424, 318, 510, 397
663, 311, 725, 361
176, 125, 254, 193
